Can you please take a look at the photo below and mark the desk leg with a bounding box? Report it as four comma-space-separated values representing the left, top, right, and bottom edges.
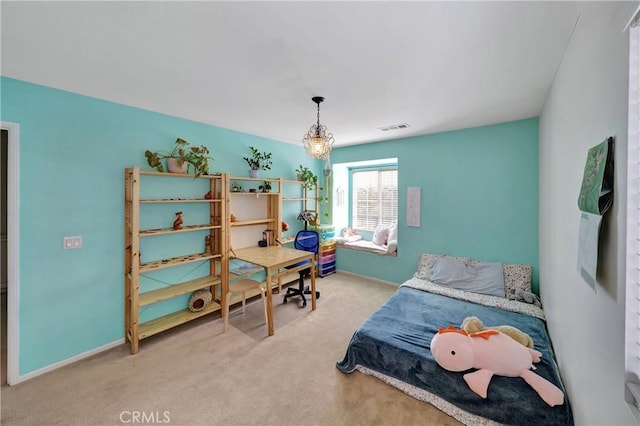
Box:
266, 268, 274, 336
310, 255, 317, 311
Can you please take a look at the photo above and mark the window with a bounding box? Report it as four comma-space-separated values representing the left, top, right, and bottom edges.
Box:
351, 166, 397, 232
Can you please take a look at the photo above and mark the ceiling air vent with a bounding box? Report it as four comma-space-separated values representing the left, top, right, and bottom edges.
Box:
377, 123, 410, 132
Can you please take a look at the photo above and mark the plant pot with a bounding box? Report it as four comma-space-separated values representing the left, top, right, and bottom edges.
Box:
249, 169, 259, 178
167, 158, 188, 174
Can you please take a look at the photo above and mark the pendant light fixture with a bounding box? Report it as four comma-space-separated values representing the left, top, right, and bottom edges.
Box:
302, 96, 334, 159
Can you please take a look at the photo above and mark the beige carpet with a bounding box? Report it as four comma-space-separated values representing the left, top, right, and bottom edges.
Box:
1, 273, 460, 426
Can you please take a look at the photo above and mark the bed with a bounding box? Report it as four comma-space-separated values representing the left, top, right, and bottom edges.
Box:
336, 255, 573, 426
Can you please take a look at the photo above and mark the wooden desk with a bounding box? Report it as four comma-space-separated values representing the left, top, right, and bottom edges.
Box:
233, 245, 317, 336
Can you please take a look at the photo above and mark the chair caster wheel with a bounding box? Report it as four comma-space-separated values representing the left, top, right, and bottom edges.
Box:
301, 301, 307, 308
283, 298, 288, 304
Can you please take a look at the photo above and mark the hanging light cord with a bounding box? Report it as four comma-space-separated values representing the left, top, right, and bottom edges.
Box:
316, 101, 321, 135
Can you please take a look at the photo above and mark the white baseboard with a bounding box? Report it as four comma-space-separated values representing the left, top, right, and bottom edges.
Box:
9, 338, 125, 386
335, 269, 400, 287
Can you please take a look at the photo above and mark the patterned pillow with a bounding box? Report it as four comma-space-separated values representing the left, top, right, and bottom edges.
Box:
414, 253, 471, 280
503, 263, 533, 300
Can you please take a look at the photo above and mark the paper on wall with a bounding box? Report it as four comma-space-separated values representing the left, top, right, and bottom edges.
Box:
576, 137, 614, 286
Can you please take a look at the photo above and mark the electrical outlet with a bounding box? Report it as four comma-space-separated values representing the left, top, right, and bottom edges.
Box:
63, 236, 82, 250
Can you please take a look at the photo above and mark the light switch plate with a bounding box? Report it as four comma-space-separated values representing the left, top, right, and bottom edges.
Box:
63, 236, 82, 250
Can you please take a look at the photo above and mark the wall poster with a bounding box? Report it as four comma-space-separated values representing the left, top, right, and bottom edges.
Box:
577, 136, 614, 288
407, 187, 421, 227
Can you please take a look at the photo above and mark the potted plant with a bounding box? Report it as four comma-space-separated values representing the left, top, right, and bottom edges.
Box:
295, 165, 319, 190
243, 146, 272, 177
230, 181, 244, 193
259, 181, 272, 193
145, 137, 214, 179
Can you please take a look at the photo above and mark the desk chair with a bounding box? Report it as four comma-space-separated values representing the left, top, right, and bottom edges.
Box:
224, 279, 268, 333
283, 229, 320, 308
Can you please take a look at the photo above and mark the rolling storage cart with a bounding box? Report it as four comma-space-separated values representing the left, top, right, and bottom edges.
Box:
317, 224, 336, 277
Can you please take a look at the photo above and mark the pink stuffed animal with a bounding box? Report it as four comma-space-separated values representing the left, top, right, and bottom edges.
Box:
430, 325, 564, 407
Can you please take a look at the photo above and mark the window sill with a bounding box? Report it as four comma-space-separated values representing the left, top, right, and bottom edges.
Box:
336, 239, 397, 257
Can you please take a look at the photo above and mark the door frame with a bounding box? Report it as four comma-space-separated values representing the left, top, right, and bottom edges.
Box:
2, 121, 20, 386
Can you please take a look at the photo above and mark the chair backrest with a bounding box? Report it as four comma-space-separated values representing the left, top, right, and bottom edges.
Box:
294, 230, 319, 254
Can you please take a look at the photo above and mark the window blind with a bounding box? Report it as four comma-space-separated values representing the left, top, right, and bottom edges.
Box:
351, 168, 398, 231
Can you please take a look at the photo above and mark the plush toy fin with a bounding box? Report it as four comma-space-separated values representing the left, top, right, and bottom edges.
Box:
528, 348, 543, 363
463, 369, 494, 398
519, 369, 564, 406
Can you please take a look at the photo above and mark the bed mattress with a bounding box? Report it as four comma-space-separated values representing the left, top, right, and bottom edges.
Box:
336, 279, 573, 425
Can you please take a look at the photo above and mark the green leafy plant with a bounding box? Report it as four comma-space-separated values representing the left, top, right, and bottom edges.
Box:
318, 188, 330, 220
259, 181, 272, 193
243, 146, 273, 171
145, 137, 214, 179
295, 165, 319, 190
230, 181, 244, 192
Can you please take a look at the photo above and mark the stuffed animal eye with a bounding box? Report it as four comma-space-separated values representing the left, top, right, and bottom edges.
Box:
451, 350, 456, 356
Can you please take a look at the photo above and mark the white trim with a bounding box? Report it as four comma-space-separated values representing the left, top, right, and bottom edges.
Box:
2, 121, 19, 386
335, 270, 399, 287
625, 23, 640, 421
10, 339, 124, 385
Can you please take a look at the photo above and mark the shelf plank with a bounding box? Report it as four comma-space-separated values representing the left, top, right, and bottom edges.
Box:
230, 219, 271, 227
230, 176, 280, 182
138, 302, 222, 339
138, 170, 223, 180
140, 252, 222, 273
140, 224, 221, 237
139, 276, 221, 306
282, 197, 308, 201
229, 192, 279, 196
279, 236, 295, 244
140, 198, 222, 204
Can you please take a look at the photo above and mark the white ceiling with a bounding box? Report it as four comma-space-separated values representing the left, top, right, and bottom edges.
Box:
1, 1, 583, 147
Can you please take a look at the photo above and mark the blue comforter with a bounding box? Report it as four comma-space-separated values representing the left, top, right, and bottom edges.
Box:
336, 286, 573, 425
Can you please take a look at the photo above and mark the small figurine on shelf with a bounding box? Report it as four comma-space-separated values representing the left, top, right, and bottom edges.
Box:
230, 213, 238, 222
204, 191, 212, 199
204, 235, 212, 253
173, 211, 184, 230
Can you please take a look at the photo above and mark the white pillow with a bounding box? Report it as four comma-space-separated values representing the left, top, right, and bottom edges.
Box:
430, 257, 505, 297
430, 258, 476, 283
387, 222, 398, 244
372, 225, 389, 246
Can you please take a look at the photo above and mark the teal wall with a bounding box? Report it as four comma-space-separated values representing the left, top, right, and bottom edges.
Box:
331, 118, 539, 291
1, 76, 538, 377
0, 77, 320, 375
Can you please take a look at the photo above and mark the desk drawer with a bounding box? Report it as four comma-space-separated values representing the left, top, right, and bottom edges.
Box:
320, 253, 335, 264
321, 231, 335, 240
319, 263, 336, 277
320, 248, 336, 257
320, 260, 335, 271
321, 242, 336, 251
